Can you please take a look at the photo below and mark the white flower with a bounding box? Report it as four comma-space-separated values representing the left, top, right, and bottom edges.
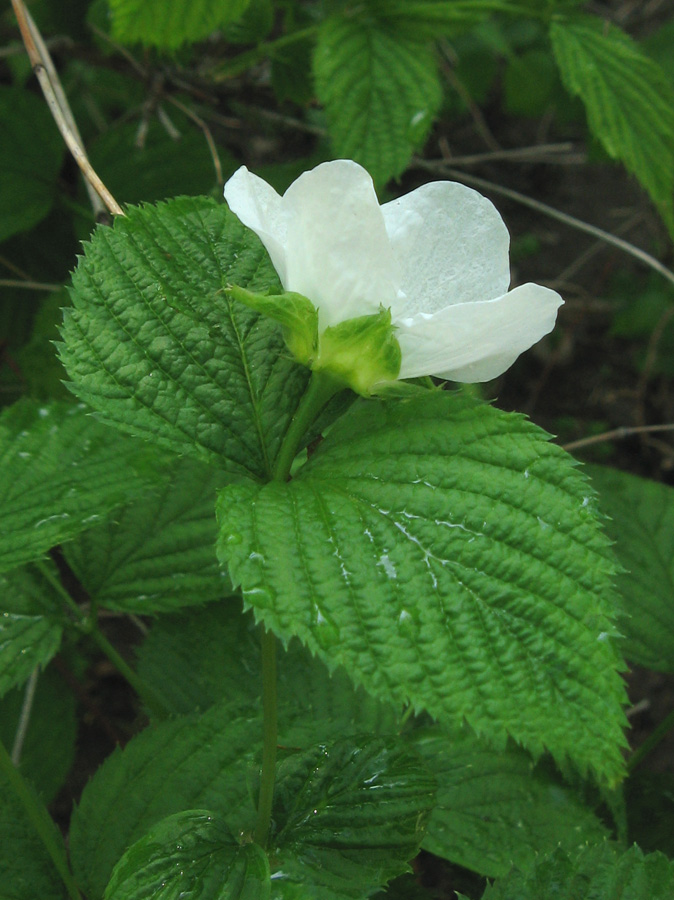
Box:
224, 159, 563, 383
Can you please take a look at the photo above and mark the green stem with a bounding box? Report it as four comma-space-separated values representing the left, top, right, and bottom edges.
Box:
254, 627, 278, 849
88, 627, 169, 720
212, 25, 318, 81
34, 561, 169, 720
628, 706, 674, 773
0, 736, 81, 900
252, 372, 345, 848
272, 370, 344, 482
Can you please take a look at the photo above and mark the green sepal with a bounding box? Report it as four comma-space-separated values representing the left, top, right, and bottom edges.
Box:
316, 306, 402, 396
226, 283, 319, 367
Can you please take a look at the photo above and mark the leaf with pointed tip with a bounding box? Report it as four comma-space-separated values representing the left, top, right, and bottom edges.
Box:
0, 400, 163, 574
105, 811, 269, 900
217, 391, 628, 784
270, 736, 436, 899
314, 15, 442, 185
587, 465, 674, 672
60, 197, 309, 480
70, 702, 262, 900
480, 843, 674, 900
551, 16, 674, 235
64, 456, 231, 613
413, 726, 608, 878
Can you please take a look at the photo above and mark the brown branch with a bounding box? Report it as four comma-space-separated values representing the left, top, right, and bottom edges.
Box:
11, 0, 124, 217
562, 423, 674, 452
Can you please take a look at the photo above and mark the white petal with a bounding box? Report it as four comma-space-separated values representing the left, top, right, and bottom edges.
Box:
224, 167, 290, 285
396, 283, 563, 382
280, 160, 399, 327
381, 181, 511, 318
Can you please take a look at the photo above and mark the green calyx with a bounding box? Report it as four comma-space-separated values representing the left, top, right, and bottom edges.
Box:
225, 284, 319, 366
227, 285, 402, 396
314, 306, 402, 395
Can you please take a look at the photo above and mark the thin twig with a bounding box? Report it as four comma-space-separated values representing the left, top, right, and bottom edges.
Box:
440, 143, 585, 167
562, 423, 674, 452
166, 95, 223, 184
551, 212, 646, 288
11, 0, 123, 217
638, 305, 674, 395
0, 279, 63, 292
414, 158, 674, 289
439, 42, 500, 152
11, 668, 40, 765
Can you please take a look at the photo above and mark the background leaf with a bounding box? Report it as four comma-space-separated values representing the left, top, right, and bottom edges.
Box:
314, 15, 442, 185
0, 87, 65, 243
217, 391, 627, 783
587, 465, 674, 672
86, 117, 236, 206
413, 727, 608, 877
109, 0, 251, 48
0, 787, 67, 900
69, 701, 262, 900
63, 455, 231, 614
105, 811, 270, 900
136, 603, 398, 741
271, 736, 436, 899
60, 197, 309, 480
550, 15, 674, 233
0, 400, 163, 574
480, 843, 674, 900
0, 563, 64, 697
0, 666, 76, 803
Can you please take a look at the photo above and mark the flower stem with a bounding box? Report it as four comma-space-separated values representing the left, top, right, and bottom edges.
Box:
272, 370, 344, 483
0, 735, 82, 900
252, 372, 346, 849
253, 627, 278, 849
34, 560, 169, 720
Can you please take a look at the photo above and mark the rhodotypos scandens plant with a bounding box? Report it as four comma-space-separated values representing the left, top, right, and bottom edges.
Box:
52, 156, 630, 899
224, 159, 563, 393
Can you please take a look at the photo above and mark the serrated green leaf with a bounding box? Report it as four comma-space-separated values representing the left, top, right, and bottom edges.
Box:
0, 608, 61, 699
217, 391, 628, 783
371, 0, 523, 40
0, 400, 164, 574
314, 16, 442, 185
109, 0, 250, 48
413, 726, 607, 878
0, 560, 69, 697
105, 811, 270, 900
271, 736, 436, 899
550, 16, 674, 234
69, 702, 262, 900
136, 604, 398, 739
0, 667, 76, 803
0, 87, 65, 242
481, 843, 674, 900
63, 456, 231, 614
60, 197, 310, 480
0, 786, 67, 900
587, 465, 674, 672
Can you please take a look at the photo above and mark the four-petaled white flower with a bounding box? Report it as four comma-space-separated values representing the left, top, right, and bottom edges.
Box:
224, 159, 563, 383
